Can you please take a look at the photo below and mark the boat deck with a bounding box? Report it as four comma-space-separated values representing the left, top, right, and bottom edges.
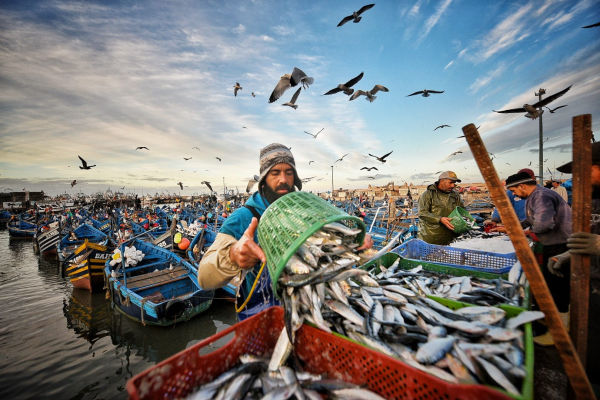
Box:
126, 265, 188, 290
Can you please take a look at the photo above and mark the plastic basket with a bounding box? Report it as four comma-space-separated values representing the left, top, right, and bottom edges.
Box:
127, 306, 515, 400
449, 206, 477, 234
393, 239, 517, 274
257, 191, 365, 293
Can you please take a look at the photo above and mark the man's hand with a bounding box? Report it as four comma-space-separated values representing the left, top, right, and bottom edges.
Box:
229, 217, 266, 269
567, 232, 600, 256
440, 217, 454, 231
357, 233, 374, 251
547, 251, 570, 277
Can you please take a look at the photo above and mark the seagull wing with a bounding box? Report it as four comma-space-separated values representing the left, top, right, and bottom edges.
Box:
428, 90, 445, 94
553, 105, 568, 111
534, 85, 571, 108
78, 155, 88, 168
269, 74, 291, 103
357, 3, 375, 15
381, 150, 393, 160
407, 91, 424, 97
371, 84, 389, 94
582, 21, 600, 28
324, 87, 342, 95
290, 67, 308, 87
349, 90, 366, 101
337, 14, 354, 26
304, 131, 315, 137
494, 107, 526, 113
360, 167, 368, 170
289, 87, 301, 104
368, 153, 378, 159
344, 72, 364, 88
216, 157, 222, 162
372, 167, 379, 171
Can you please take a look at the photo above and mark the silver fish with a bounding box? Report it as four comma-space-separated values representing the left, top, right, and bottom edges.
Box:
416, 336, 456, 364
505, 310, 544, 330
475, 356, 520, 396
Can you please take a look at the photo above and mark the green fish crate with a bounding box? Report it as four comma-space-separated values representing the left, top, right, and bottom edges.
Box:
257, 191, 365, 293
394, 238, 517, 274
127, 306, 517, 400
449, 206, 478, 234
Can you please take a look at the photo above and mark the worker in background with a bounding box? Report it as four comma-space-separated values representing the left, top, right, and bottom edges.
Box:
551, 179, 569, 203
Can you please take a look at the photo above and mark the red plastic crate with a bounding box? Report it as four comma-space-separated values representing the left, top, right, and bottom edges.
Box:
127, 306, 512, 400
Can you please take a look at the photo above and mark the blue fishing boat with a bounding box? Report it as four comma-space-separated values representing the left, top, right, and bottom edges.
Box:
104, 239, 214, 326
7, 218, 36, 238
58, 223, 109, 263
0, 210, 12, 226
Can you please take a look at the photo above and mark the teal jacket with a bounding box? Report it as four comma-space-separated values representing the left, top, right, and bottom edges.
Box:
418, 183, 464, 245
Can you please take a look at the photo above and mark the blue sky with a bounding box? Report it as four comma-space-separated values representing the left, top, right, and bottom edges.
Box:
0, 0, 599, 196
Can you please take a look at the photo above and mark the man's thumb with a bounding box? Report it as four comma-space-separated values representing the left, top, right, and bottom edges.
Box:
244, 217, 259, 238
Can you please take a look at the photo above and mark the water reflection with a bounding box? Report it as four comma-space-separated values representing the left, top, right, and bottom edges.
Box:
63, 289, 112, 349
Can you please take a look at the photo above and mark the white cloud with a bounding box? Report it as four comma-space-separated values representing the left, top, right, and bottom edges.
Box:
444, 60, 454, 70
417, 0, 453, 44
272, 25, 294, 36
232, 24, 246, 34
469, 63, 506, 94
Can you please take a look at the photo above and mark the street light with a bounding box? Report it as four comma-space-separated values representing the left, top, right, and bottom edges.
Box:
330, 165, 334, 200
535, 88, 546, 185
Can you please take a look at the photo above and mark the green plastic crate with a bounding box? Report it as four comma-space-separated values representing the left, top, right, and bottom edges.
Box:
449, 206, 478, 234
257, 191, 365, 293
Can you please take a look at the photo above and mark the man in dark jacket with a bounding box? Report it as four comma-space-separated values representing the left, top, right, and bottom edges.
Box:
418, 171, 464, 245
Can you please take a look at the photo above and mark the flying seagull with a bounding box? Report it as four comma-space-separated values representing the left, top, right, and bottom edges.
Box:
368, 151, 393, 163
251, 92, 256, 97
192, 146, 201, 151
136, 146, 149, 150
269, 67, 314, 103
78, 155, 96, 170
493, 85, 572, 119
450, 151, 463, 156
337, 4, 375, 27
201, 181, 214, 192
177, 181, 184, 190
246, 175, 260, 193
545, 105, 568, 113
304, 128, 324, 138
233, 82, 242, 96
434, 124, 451, 131
308, 160, 315, 165
407, 89, 444, 97
323, 72, 364, 95
301, 176, 316, 183
361, 166, 378, 171
282, 87, 302, 109
349, 85, 389, 102
335, 153, 349, 163
216, 157, 222, 162
367, 176, 376, 180
582, 21, 600, 28
71, 180, 77, 187
183, 157, 192, 160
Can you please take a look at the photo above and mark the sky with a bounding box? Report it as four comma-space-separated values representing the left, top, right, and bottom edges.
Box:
0, 0, 599, 196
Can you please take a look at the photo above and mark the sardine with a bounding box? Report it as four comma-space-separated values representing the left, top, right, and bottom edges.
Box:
475, 356, 520, 396
416, 336, 456, 364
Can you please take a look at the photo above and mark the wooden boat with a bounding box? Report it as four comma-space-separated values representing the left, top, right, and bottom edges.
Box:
104, 239, 214, 326
64, 240, 114, 292
33, 222, 61, 257
7, 218, 36, 238
58, 223, 109, 263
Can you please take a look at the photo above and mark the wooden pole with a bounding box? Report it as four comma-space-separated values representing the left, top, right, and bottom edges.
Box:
462, 123, 595, 400
570, 114, 592, 365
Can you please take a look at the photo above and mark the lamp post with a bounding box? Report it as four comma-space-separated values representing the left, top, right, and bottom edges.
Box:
331, 165, 334, 200
535, 88, 546, 185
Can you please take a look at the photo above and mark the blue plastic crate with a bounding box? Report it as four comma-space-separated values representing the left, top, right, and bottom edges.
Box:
392, 239, 517, 274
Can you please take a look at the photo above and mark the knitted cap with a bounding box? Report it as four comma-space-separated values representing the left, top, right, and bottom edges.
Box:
258, 143, 302, 191
506, 171, 537, 188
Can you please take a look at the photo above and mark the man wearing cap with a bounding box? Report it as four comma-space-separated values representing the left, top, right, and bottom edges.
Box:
505, 170, 572, 344
198, 143, 373, 320
418, 171, 465, 245
550, 179, 569, 203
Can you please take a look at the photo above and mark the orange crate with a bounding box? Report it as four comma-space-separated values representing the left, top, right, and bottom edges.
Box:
127, 306, 511, 400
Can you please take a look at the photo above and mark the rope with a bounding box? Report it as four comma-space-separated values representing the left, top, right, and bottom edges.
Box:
235, 261, 266, 313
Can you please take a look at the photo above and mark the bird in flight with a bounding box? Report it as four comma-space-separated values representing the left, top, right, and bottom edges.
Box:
308, 160, 315, 165
269, 67, 313, 103
434, 124, 451, 131
349, 85, 389, 102
216, 157, 222, 162
582, 21, 600, 28
528, 161, 532, 166
192, 146, 200, 151
251, 92, 256, 97
407, 89, 444, 97
337, 4, 375, 27
183, 157, 192, 161
177, 182, 184, 190
136, 146, 149, 150
304, 128, 324, 138
545, 105, 568, 113
120, 186, 125, 190
488, 152, 495, 160
201, 181, 214, 192
78, 155, 96, 170
233, 82, 242, 96
301, 176, 316, 183
282, 87, 302, 109
246, 175, 260, 193
71, 180, 77, 187
323, 72, 364, 96
368, 151, 393, 163
494, 85, 571, 119
334, 153, 349, 163
449, 151, 463, 156
367, 176, 376, 180
360, 166, 378, 171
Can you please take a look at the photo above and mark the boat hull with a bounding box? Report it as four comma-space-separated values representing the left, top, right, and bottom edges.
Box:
65, 241, 113, 293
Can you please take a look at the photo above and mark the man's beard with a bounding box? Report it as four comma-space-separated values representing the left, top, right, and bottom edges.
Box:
262, 183, 294, 204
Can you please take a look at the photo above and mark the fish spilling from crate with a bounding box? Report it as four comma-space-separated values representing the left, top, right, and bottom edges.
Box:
273, 222, 541, 397
186, 354, 386, 400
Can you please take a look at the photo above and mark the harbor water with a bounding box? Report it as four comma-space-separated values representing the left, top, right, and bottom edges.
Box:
0, 229, 237, 399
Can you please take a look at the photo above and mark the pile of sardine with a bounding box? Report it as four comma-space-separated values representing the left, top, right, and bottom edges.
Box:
186, 354, 386, 400
371, 258, 528, 307
274, 222, 543, 397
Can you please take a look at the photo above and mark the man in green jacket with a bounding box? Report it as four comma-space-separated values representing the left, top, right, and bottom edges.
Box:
418, 171, 464, 245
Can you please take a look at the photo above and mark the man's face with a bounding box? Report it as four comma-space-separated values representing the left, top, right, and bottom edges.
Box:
437, 179, 456, 193
509, 184, 528, 198
552, 181, 559, 188
265, 163, 295, 196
